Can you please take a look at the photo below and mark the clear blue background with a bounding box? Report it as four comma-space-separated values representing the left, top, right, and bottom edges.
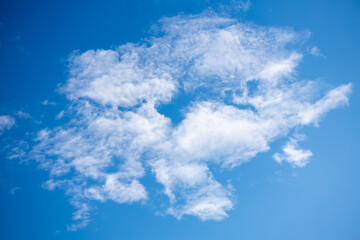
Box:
0, 0, 359, 239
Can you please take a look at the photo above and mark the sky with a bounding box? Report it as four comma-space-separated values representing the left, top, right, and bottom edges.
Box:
0, 0, 359, 239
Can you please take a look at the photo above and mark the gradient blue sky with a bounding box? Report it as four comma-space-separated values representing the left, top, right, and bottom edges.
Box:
0, 0, 359, 239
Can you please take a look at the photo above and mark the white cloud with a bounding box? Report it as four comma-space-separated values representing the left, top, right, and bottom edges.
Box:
62, 50, 177, 107
171, 102, 272, 167
7, 140, 29, 160
219, 0, 251, 13
9, 186, 22, 195
0, 115, 15, 134
15, 111, 31, 119
67, 202, 92, 232
299, 84, 351, 125
24, 12, 352, 229
167, 180, 233, 221
55, 110, 65, 120
150, 158, 232, 220
273, 136, 313, 168
41, 100, 57, 106
309, 46, 324, 57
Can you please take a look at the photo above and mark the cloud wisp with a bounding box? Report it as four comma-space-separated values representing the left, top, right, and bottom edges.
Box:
0, 115, 15, 135
27, 12, 351, 230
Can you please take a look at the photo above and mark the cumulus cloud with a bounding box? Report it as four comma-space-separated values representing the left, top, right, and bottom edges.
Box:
26, 12, 351, 229
0, 115, 15, 134
273, 135, 313, 168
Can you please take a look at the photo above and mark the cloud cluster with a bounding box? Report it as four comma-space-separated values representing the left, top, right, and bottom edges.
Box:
29, 13, 351, 229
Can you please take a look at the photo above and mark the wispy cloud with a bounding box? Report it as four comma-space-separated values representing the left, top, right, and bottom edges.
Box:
41, 100, 57, 106
55, 110, 65, 120
23, 12, 351, 229
0, 115, 15, 135
9, 186, 22, 195
15, 111, 31, 119
308, 46, 324, 57
219, 0, 251, 13
7, 140, 29, 160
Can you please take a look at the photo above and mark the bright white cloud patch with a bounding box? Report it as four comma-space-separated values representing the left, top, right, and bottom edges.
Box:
0, 115, 15, 134
27, 12, 351, 229
273, 135, 313, 168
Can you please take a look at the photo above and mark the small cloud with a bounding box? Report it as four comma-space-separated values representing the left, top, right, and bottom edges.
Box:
9, 186, 22, 195
15, 111, 31, 119
0, 115, 15, 135
41, 100, 57, 106
66, 203, 92, 231
239, 0, 251, 11
42, 179, 58, 191
55, 110, 65, 120
273, 135, 312, 168
308, 46, 324, 57
7, 140, 29, 160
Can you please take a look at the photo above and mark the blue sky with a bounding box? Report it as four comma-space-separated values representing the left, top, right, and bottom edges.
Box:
0, 0, 359, 239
